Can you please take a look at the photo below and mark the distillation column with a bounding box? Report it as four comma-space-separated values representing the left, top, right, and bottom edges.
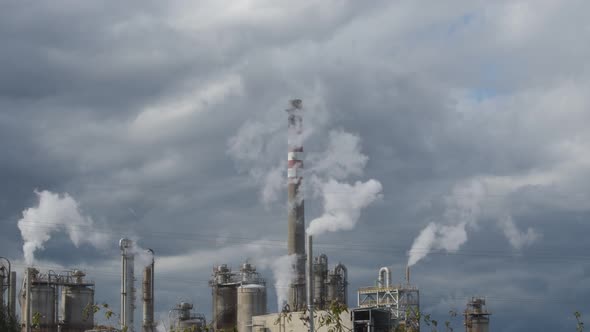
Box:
120, 238, 135, 332
142, 249, 155, 332
286, 99, 306, 311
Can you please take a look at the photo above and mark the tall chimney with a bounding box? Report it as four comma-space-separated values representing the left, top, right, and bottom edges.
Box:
142, 249, 155, 332
286, 99, 306, 311
120, 238, 135, 332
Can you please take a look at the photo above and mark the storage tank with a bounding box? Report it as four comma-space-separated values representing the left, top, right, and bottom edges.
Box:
237, 284, 267, 332
212, 285, 237, 330
22, 283, 57, 332
60, 285, 94, 332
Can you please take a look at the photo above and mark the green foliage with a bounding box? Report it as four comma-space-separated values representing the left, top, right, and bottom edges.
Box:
575, 312, 584, 332
0, 308, 20, 332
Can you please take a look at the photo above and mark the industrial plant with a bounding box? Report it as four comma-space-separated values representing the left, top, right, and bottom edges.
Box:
0, 100, 494, 332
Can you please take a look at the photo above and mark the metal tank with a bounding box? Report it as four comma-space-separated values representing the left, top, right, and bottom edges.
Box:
237, 284, 267, 332
313, 254, 328, 309
212, 285, 237, 330
23, 283, 57, 332
59, 284, 94, 332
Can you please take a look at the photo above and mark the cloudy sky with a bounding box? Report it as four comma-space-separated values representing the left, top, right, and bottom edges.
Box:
1, 0, 590, 330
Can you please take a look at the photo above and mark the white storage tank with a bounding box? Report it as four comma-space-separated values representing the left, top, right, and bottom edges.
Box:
237, 284, 267, 332
23, 284, 57, 332
60, 285, 94, 332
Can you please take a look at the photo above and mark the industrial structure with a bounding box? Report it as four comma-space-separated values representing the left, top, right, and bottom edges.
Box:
1, 257, 17, 320
464, 297, 490, 332
312, 254, 348, 309
209, 262, 267, 331
19, 268, 95, 332
120, 238, 135, 332
356, 267, 420, 331
142, 249, 155, 332
169, 302, 206, 332
286, 99, 307, 312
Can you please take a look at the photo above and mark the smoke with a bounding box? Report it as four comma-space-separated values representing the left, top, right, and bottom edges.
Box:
271, 254, 296, 311
307, 179, 383, 236
498, 215, 540, 250
407, 180, 485, 267
407, 177, 544, 267
17, 190, 109, 265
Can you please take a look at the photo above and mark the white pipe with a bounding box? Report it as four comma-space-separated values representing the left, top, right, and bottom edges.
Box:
378, 267, 390, 287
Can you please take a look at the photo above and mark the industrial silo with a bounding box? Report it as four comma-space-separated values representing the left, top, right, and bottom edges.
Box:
237, 284, 267, 332
212, 284, 238, 330
22, 283, 57, 332
59, 285, 94, 332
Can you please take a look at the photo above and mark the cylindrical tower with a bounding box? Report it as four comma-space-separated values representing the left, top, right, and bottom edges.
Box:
313, 254, 328, 309
211, 265, 237, 331
326, 264, 348, 306
237, 284, 267, 332
464, 297, 490, 332
21, 269, 57, 332
286, 99, 306, 311
142, 249, 155, 332
120, 238, 135, 332
59, 271, 95, 332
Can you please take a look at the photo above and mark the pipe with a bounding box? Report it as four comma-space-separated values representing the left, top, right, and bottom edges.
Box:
25, 268, 32, 332
306, 235, 314, 332
378, 267, 391, 288
9, 271, 16, 318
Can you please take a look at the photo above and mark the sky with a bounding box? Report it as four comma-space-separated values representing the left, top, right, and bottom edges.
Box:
1, 0, 590, 331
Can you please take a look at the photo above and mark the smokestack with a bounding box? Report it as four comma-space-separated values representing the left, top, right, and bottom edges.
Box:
143, 249, 155, 332
9, 271, 16, 319
406, 266, 410, 285
120, 238, 135, 332
306, 235, 315, 332
286, 99, 306, 310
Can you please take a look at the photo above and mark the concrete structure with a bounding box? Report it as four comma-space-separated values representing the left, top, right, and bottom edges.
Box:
252, 310, 352, 332
357, 267, 419, 331
464, 297, 490, 332
286, 99, 306, 311
120, 238, 135, 332
169, 302, 206, 332
142, 249, 155, 332
351, 308, 392, 332
210, 262, 267, 331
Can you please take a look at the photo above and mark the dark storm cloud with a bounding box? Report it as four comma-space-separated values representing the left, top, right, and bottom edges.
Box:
1, 1, 590, 331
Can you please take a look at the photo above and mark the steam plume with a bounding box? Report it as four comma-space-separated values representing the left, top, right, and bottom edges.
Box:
17, 190, 109, 265
271, 254, 296, 311
307, 179, 382, 236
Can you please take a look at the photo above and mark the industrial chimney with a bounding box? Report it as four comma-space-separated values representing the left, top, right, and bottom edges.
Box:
120, 238, 135, 332
142, 249, 155, 332
286, 99, 306, 311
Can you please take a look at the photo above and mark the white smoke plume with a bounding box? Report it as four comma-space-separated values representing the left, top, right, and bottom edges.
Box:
271, 254, 296, 311
407, 177, 544, 267
307, 179, 383, 236
498, 215, 540, 250
17, 190, 109, 265
407, 180, 485, 267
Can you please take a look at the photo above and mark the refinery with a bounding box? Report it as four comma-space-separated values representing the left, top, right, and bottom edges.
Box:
0, 100, 492, 332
